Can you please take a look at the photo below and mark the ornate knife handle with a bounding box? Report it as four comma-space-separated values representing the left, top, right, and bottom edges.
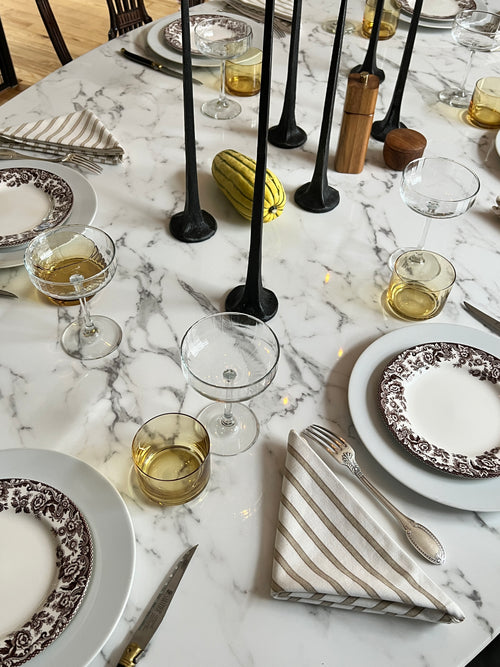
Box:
117, 642, 143, 667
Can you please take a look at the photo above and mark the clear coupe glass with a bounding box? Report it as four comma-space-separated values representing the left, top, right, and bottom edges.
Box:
24, 224, 122, 360
389, 157, 480, 269
180, 312, 280, 456
438, 11, 500, 108
194, 16, 252, 120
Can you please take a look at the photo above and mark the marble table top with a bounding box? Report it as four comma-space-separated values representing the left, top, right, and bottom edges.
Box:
0, 0, 499, 665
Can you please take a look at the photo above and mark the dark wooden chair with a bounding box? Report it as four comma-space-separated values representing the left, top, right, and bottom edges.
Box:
34, 0, 154, 66
105, 0, 152, 41
0, 16, 18, 90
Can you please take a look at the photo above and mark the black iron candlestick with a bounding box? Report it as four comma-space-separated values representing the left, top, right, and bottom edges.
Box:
351, 0, 385, 82
267, 0, 307, 148
225, 0, 278, 321
169, 0, 217, 243
371, 0, 424, 142
294, 0, 347, 213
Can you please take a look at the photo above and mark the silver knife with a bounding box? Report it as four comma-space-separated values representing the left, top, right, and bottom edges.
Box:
462, 301, 500, 336
116, 545, 198, 667
120, 48, 202, 85
0, 289, 18, 299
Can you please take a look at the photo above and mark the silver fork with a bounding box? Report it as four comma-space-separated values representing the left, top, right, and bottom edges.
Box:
0, 148, 102, 174
303, 424, 446, 565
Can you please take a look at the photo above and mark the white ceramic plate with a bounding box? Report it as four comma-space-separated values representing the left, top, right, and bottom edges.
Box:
348, 323, 500, 512
0, 449, 135, 667
146, 9, 263, 68
495, 130, 500, 158
399, 0, 476, 21
0, 168, 73, 249
399, 12, 453, 29
0, 160, 97, 269
379, 342, 500, 478
0, 478, 93, 665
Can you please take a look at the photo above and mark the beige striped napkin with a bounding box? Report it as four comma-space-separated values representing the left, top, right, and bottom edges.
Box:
0, 110, 124, 164
271, 430, 465, 623
224, 0, 293, 27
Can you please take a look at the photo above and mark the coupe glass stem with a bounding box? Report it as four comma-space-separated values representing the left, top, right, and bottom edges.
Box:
221, 368, 237, 428
221, 402, 236, 428
416, 217, 432, 249
79, 298, 98, 337
218, 60, 228, 109
458, 49, 475, 95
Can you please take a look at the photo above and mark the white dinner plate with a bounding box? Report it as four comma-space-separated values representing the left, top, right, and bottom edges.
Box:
0, 448, 135, 667
379, 342, 500, 478
0, 478, 93, 665
399, 12, 453, 29
146, 9, 264, 68
399, 0, 476, 21
0, 167, 73, 249
348, 323, 500, 512
0, 160, 97, 270
495, 130, 500, 158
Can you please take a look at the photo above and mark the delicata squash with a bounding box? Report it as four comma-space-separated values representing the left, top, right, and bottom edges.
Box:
211, 149, 286, 222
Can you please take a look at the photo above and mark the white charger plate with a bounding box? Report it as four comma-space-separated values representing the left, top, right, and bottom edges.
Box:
399, 0, 476, 21
0, 448, 135, 667
348, 323, 500, 512
399, 12, 453, 29
146, 9, 263, 68
0, 160, 97, 269
495, 130, 500, 158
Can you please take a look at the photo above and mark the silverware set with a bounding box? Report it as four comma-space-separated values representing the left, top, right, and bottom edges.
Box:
0, 148, 102, 174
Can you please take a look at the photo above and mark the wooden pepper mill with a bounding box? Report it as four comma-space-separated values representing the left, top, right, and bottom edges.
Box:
335, 72, 379, 174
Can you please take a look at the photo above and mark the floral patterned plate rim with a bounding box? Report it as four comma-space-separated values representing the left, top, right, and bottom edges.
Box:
163, 14, 249, 55
0, 478, 93, 666
0, 168, 73, 249
378, 342, 500, 479
399, 0, 476, 21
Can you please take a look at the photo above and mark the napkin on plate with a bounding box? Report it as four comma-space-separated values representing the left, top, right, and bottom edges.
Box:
0, 110, 124, 164
271, 430, 465, 623
224, 0, 293, 29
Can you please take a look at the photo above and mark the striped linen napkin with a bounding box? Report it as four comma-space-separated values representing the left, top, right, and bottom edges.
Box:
0, 110, 124, 164
271, 430, 465, 623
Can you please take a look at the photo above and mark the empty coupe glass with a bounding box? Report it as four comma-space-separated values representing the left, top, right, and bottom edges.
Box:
389, 157, 480, 269
24, 224, 122, 360
180, 312, 280, 456
438, 11, 500, 108
194, 16, 252, 120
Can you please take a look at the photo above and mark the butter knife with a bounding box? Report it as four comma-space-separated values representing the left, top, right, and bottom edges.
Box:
120, 48, 202, 85
462, 301, 500, 336
116, 545, 197, 667
0, 289, 18, 299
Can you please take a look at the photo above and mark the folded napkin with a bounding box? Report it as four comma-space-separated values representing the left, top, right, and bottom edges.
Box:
271, 430, 465, 623
0, 110, 124, 164
224, 0, 293, 28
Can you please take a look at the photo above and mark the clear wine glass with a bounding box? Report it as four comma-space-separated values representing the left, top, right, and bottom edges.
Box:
438, 11, 500, 108
321, 18, 356, 34
180, 312, 280, 456
194, 16, 252, 120
389, 157, 480, 270
24, 224, 122, 360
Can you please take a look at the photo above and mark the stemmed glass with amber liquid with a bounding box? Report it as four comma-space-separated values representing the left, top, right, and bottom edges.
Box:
24, 224, 122, 360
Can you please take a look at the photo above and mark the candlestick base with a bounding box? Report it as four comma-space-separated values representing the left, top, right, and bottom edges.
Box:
225, 284, 278, 322
170, 210, 217, 243
268, 124, 307, 149
294, 181, 340, 213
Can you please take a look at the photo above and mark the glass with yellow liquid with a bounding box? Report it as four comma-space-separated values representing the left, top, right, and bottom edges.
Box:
225, 48, 262, 97
362, 0, 400, 40
385, 250, 456, 321
467, 77, 500, 129
132, 413, 210, 506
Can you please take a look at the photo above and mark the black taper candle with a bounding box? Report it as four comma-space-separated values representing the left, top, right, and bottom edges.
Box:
351, 0, 385, 82
294, 0, 348, 213
371, 0, 424, 142
225, 0, 278, 321
169, 0, 217, 242
267, 0, 307, 148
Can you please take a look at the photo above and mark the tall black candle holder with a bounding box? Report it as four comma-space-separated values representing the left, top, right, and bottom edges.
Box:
267, 0, 307, 149
371, 0, 424, 142
350, 0, 385, 82
225, 0, 278, 322
294, 0, 347, 213
169, 0, 217, 243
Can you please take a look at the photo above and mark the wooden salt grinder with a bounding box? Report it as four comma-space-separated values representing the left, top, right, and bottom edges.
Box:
335, 72, 379, 174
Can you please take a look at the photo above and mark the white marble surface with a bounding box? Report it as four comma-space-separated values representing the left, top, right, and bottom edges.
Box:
1, 0, 500, 665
